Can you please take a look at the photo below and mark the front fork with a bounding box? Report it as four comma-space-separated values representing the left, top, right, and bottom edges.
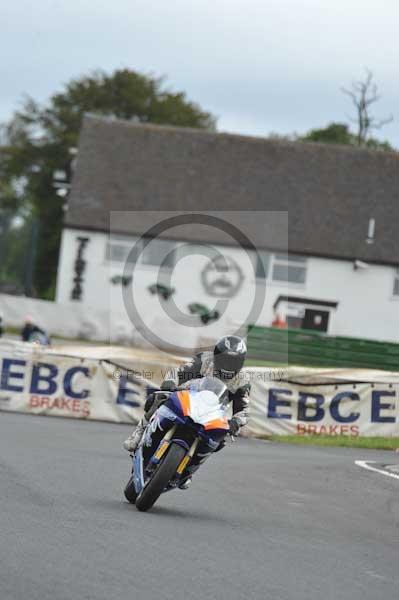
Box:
151, 424, 177, 463
151, 426, 200, 480
176, 437, 200, 476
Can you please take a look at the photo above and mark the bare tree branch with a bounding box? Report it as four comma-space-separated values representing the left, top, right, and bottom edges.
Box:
341, 69, 393, 146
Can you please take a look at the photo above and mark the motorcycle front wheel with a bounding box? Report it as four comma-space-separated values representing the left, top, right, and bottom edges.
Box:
135, 443, 186, 512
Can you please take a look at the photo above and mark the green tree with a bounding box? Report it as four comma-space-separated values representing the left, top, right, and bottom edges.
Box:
0, 69, 216, 298
0, 176, 21, 280
299, 122, 352, 145
299, 72, 394, 151
299, 121, 393, 151
0, 217, 34, 294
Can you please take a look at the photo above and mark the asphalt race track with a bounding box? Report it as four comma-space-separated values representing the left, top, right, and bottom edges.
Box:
1, 413, 399, 600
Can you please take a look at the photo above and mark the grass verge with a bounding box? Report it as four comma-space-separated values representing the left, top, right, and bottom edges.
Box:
260, 435, 399, 451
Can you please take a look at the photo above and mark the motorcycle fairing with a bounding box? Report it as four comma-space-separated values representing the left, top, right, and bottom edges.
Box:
132, 385, 229, 495
133, 446, 145, 495
169, 390, 229, 432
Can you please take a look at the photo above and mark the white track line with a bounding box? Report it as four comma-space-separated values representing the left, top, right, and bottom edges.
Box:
355, 460, 399, 481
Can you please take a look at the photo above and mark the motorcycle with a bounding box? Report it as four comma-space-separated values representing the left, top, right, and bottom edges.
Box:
124, 376, 230, 512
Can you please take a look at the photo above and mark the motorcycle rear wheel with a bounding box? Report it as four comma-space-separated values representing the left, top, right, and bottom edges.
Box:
135, 443, 186, 512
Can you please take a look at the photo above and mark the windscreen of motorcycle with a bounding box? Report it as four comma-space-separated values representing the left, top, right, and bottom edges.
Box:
187, 376, 227, 400
185, 377, 228, 425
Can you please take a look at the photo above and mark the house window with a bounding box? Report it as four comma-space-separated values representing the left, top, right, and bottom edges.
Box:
175, 243, 215, 262
142, 238, 176, 268
255, 251, 271, 279
394, 269, 399, 296
105, 236, 141, 263
271, 253, 307, 284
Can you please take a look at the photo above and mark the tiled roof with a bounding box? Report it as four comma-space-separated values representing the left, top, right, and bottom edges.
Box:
66, 114, 399, 265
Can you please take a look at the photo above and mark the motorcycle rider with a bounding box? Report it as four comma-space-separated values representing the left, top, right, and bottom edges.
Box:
21, 315, 49, 344
123, 335, 250, 487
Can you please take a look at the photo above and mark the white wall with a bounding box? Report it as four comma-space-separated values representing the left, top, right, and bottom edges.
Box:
56, 227, 399, 344
0, 292, 110, 341
305, 256, 399, 341
56, 228, 265, 348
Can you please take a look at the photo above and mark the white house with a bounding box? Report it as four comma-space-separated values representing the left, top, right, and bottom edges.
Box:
56, 115, 399, 347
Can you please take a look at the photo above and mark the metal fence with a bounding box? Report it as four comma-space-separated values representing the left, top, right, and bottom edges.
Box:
247, 326, 399, 371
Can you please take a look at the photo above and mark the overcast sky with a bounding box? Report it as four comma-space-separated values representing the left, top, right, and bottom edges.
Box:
2, 0, 399, 145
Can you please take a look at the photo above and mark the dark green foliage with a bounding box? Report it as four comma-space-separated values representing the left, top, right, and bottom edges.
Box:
299, 122, 393, 150
0, 217, 32, 294
0, 70, 215, 298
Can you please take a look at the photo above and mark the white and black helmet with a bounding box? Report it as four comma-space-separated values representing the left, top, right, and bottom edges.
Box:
213, 335, 247, 379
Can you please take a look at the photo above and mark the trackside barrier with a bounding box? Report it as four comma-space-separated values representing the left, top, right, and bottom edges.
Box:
0, 292, 239, 349
0, 293, 111, 341
0, 340, 182, 423
247, 326, 399, 371
1, 340, 399, 437
245, 366, 399, 437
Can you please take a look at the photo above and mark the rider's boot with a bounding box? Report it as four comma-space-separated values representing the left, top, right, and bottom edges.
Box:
178, 476, 192, 490
178, 462, 202, 490
178, 446, 216, 490
123, 417, 148, 453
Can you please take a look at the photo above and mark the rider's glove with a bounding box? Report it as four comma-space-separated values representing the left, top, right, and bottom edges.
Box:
161, 379, 177, 392
144, 393, 156, 413
228, 417, 241, 436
